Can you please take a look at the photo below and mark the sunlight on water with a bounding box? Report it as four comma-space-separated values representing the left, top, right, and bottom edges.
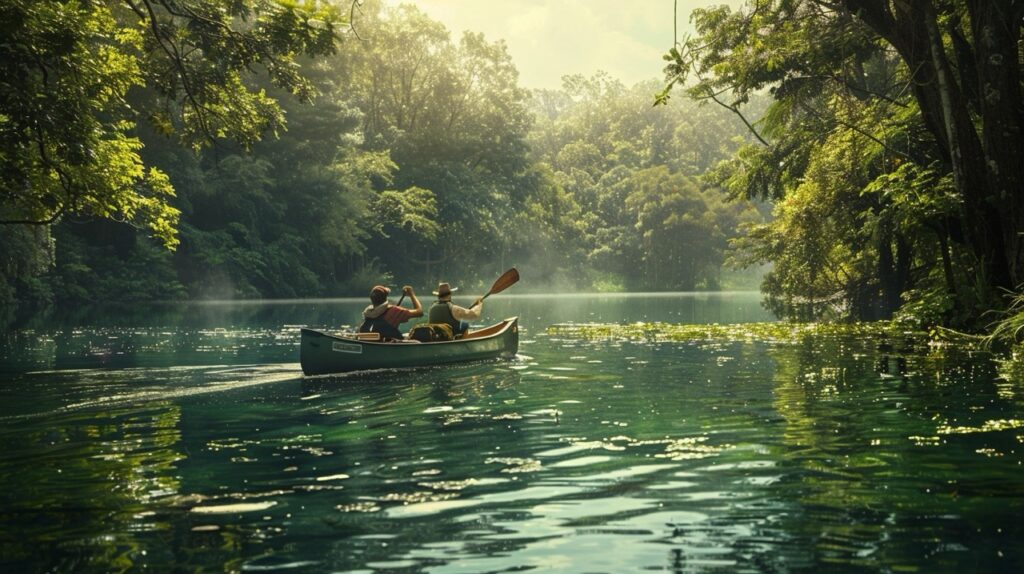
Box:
1, 294, 1022, 572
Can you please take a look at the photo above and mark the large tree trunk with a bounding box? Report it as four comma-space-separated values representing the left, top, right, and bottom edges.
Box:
918, 0, 1013, 290
965, 0, 1024, 284
843, 0, 1018, 291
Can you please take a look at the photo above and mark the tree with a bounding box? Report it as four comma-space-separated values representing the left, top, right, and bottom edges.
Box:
0, 0, 343, 247
335, 1, 533, 284
528, 75, 764, 291
841, 0, 1024, 291
626, 167, 729, 290
661, 0, 1024, 318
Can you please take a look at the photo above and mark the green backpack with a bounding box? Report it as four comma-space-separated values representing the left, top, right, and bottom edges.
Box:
408, 323, 454, 342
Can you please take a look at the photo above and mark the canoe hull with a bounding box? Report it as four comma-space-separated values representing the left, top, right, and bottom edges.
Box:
300, 317, 519, 376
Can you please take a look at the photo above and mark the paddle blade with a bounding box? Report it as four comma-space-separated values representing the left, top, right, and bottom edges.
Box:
487, 267, 519, 296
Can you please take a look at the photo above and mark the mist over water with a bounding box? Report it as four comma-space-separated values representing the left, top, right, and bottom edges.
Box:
1, 293, 1021, 572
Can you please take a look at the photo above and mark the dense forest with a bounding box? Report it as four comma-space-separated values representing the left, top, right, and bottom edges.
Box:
0, 0, 763, 323
3, 0, 1024, 336
659, 0, 1024, 330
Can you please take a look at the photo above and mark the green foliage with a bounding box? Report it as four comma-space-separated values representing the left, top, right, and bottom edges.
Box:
2, 0, 768, 310
372, 187, 440, 242
862, 160, 959, 235
589, 274, 627, 293
662, 0, 1024, 328
625, 167, 722, 289
528, 75, 765, 291
0, 1, 179, 246
0, 226, 54, 309
730, 113, 884, 317
335, 258, 393, 296
660, 0, 1020, 325
50, 222, 185, 304
0, 0, 343, 248
893, 286, 956, 329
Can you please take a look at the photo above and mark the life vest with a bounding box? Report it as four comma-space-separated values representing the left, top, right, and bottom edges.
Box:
428, 301, 461, 334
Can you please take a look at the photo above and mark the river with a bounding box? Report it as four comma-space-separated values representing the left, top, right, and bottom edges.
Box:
1, 293, 1022, 572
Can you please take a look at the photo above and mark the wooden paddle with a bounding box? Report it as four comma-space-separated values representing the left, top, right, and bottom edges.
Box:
474, 267, 519, 306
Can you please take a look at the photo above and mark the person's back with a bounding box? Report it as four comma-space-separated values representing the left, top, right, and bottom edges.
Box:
428, 300, 457, 331
359, 309, 403, 341
358, 284, 422, 341
427, 282, 482, 338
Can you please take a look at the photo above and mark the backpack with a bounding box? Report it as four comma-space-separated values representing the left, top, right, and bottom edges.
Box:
408, 323, 454, 342
358, 316, 403, 341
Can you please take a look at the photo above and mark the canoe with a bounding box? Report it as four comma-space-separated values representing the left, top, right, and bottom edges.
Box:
300, 317, 520, 376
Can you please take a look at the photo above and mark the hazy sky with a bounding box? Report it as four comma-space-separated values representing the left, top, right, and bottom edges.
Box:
382, 1, 743, 91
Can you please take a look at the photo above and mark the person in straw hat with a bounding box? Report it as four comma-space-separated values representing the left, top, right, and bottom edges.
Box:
358, 284, 423, 341
427, 282, 482, 338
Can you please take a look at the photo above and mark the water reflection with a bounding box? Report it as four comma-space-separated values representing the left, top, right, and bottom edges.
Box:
0, 400, 184, 570
0, 295, 1023, 572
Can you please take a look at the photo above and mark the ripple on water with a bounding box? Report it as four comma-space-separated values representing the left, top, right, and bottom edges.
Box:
191, 501, 277, 514
4, 309, 1024, 573
549, 455, 612, 468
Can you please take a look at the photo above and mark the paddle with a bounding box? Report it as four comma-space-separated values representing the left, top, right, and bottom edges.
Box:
474, 267, 519, 306
395, 285, 416, 307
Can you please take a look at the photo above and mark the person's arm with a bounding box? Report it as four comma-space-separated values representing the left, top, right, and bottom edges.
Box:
404, 285, 424, 318
452, 298, 483, 321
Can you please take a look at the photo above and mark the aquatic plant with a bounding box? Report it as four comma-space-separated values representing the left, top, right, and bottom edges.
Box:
546, 321, 917, 345
984, 291, 1024, 347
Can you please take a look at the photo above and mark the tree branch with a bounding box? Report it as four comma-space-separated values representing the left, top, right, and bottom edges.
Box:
0, 204, 68, 226
125, 0, 219, 140
691, 68, 769, 146
796, 99, 913, 161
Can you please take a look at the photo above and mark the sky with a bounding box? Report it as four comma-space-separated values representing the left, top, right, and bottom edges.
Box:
381, 1, 743, 91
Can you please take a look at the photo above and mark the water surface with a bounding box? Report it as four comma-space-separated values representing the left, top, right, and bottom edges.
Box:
1, 293, 1022, 572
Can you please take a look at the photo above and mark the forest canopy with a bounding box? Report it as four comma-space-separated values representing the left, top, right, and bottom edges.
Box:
5, 0, 1023, 335
1, 0, 763, 313
0, 0, 342, 246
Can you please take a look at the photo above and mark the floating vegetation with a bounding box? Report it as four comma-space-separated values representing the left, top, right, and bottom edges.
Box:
485, 457, 543, 473
995, 352, 1024, 400
368, 491, 458, 504
418, 479, 479, 491
936, 419, 1024, 435
602, 435, 727, 461
656, 437, 726, 461
541, 435, 728, 462
547, 321, 934, 346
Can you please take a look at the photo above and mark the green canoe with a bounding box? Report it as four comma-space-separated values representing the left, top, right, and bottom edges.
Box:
300, 317, 520, 376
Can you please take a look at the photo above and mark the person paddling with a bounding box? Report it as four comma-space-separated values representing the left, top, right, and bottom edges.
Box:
359, 285, 423, 341
428, 282, 482, 338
